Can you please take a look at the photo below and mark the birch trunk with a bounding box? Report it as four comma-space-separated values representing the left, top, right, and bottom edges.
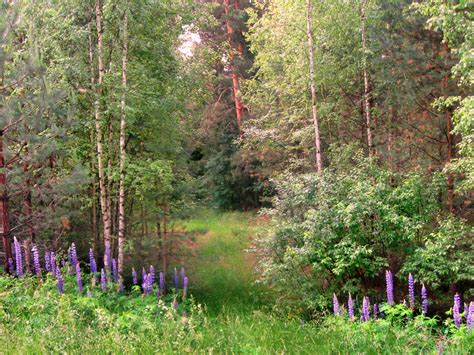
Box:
118, 8, 128, 275
360, 0, 374, 156
94, 0, 112, 269
305, 0, 323, 172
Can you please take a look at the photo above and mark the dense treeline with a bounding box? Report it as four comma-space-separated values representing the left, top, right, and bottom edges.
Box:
0, 0, 472, 316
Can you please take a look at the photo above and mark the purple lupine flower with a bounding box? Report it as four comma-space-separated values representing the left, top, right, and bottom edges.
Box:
421, 284, 428, 315
180, 267, 186, 287
142, 273, 148, 294
348, 294, 354, 320
142, 267, 146, 283
13, 237, 23, 277
68, 243, 78, 270
408, 273, 415, 309
100, 269, 106, 291
373, 304, 378, 320
386, 270, 394, 305
467, 301, 473, 331
132, 268, 138, 285
112, 259, 118, 283
156, 288, 161, 298
333, 293, 339, 316
8, 258, 14, 274
76, 263, 83, 293
50, 252, 57, 277
183, 276, 189, 299
56, 267, 64, 294
149, 265, 155, 285
89, 249, 97, 273
362, 296, 370, 322
32, 246, 41, 277
44, 251, 51, 272
147, 273, 153, 294
174, 267, 179, 289
159, 271, 165, 294
453, 293, 461, 328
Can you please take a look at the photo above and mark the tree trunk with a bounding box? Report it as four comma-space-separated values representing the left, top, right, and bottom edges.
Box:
118, 8, 128, 275
0, 132, 12, 271
360, 0, 374, 156
224, 0, 244, 138
161, 200, 168, 274
305, 0, 323, 172
94, 0, 112, 269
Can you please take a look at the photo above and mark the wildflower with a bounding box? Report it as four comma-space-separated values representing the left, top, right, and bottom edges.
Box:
142, 267, 146, 283
421, 284, 428, 315
50, 252, 56, 277
362, 296, 370, 322
159, 272, 165, 294
453, 293, 461, 328
348, 294, 354, 320
142, 273, 149, 294
13, 237, 23, 277
386, 270, 394, 305
156, 288, 161, 298
69, 243, 78, 270
89, 249, 97, 273
32, 245, 41, 277
467, 301, 473, 331
408, 273, 415, 309
44, 251, 51, 272
149, 265, 155, 284
147, 273, 153, 294
8, 258, 14, 274
373, 304, 378, 320
183, 276, 189, 299
173, 299, 179, 309
56, 267, 64, 294
112, 258, 118, 283
174, 267, 179, 289
76, 263, 83, 293
132, 268, 138, 285
101, 269, 106, 291
333, 293, 339, 316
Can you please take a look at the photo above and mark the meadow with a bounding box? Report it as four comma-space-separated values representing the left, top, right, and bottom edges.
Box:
1, 211, 472, 354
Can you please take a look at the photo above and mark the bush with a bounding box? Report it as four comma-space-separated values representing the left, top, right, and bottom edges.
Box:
258, 158, 471, 316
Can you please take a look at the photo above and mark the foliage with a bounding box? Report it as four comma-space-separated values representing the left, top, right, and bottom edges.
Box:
258, 156, 471, 315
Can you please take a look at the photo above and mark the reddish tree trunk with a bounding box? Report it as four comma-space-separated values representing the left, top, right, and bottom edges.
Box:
224, 0, 244, 137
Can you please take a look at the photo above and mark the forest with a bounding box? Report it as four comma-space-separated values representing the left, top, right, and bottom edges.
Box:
0, 0, 473, 353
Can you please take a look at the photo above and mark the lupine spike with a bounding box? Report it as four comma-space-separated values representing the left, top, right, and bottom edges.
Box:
149, 265, 155, 284
467, 301, 473, 331
14, 237, 23, 277
348, 294, 354, 321
100, 269, 106, 291
105, 245, 111, 271
174, 267, 179, 289
453, 293, 461, 328
112, 259, 118, 283
142, 273, 148, 294
132, 268, 138, 285
408, 273, 415, 309
333, 293, 339, 316
44, 251, 51, 272
421, 284, 428, 315
50, 252, 56, 277
386, 270, 394, 305
156, 288, 161, 298
69, 243, 78, 270
8, 258, 14, 274
362, 296, 370, 322
32, 246, 41, 277
159, 271, 165, 294
142, 267, 146, 283
56, 266, 64, 294
373, 304, 378, 320
76, 263, 83, 293
89, 249, 97, 273
183, 276, 189, 299
147, 273, 153, 294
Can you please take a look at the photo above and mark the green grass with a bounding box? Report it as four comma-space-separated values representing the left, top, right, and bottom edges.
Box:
1, 209, 472, 353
